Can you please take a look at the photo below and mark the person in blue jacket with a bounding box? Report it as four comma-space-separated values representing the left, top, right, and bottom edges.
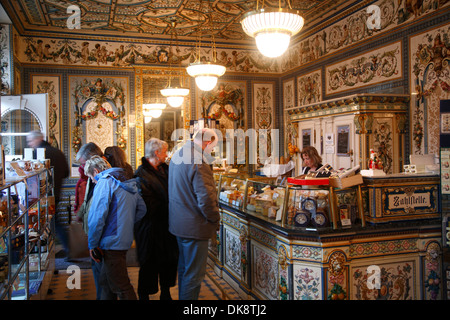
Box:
84, 155, 146, 300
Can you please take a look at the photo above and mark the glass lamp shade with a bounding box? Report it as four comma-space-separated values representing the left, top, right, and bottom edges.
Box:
143, 103, 166, 119
241, 8, 304, 58
148, 109, 163, 118
166, 96, 185, 108
195, 76, 218, 92
186, 62, 226, 91
144, 116, 153, 123
160, 87, 190, 108
255, 32, 291, 58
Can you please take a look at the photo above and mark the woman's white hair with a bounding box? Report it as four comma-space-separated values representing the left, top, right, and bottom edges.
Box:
84, 155, 111, 177
145, 138, 168, 159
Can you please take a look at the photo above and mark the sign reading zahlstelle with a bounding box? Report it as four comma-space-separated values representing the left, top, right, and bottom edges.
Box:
388, 192, 431, 209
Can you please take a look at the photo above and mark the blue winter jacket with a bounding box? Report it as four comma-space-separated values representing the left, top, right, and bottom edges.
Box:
88, 167, 147, 251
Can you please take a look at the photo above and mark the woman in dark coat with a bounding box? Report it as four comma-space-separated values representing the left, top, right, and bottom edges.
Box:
134, 138, 178, 300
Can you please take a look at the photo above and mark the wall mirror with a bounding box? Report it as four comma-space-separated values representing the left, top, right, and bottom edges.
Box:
134, 67, 191, 163
0, 94, 48, 160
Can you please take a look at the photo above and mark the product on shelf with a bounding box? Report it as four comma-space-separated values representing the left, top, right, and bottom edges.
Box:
361, 149, 386, 177
244, 184, 285, 219
286, 189, 331, 228
0, 255, 8, 284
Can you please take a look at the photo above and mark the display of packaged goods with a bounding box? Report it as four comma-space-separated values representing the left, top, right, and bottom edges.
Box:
0, 254, 8, 284
0, 168, 54, 300
216, 171, 367, 230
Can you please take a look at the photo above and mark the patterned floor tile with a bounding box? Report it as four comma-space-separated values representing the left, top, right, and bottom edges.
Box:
45, 266, 241, 300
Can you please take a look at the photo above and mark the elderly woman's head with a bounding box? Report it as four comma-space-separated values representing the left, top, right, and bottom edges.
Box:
301, 146, 322, 170
84, 155, 111, 182
145, 138, 168, 164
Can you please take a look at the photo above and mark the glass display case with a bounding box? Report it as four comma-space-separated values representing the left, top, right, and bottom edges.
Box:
217, 173, 365, 232
0, 168, 54, 300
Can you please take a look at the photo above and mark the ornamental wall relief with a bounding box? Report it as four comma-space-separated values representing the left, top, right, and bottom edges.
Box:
410, 23, 450, 155
69, 76, 129, 173
31, 75, 62, 149
326, 41, 402, 95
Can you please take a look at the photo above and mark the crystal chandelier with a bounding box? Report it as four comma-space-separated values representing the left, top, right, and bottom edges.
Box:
241, 0, 304, 58
186, 0, 226, 91
160, 20, 190, 107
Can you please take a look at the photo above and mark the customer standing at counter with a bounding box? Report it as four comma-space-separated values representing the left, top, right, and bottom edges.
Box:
134, 138, 178, 300
300, 146, 323, 174
75, 142, 104, 300
168, 128, 220, 300
85, 155, 146, 300
104, 146, 134, 180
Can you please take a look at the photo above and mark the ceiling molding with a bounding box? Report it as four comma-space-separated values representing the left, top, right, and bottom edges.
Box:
0, 0, 350, 47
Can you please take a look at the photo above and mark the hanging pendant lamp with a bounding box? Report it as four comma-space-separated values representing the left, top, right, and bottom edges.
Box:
143, 102, 166, 119
187, 62, 226, 92
144, 80, 166, 120
186, 0, 226, 92
160, 87, 190, 108
241, 0, 304, 58
161, 20, 190, 107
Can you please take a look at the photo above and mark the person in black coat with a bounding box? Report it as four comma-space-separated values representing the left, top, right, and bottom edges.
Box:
27, 131, 70, 255
134, 138, 178, 300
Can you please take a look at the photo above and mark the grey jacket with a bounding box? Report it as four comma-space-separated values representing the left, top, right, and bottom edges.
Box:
168, 140, 220, 240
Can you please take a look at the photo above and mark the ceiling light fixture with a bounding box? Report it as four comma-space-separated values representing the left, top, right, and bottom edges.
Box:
143, 79, 166, 119
186, 0, 226, 91
144, 115, 153, 124
160, 87, 190, 108
160, 19, 190, 107
143, 102, 166, 119
241, 0, 304, 58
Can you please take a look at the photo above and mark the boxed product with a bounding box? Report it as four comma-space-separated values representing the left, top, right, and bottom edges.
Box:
329, 174, 363, 189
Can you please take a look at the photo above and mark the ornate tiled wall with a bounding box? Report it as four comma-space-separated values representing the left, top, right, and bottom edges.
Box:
2, 2, 449, 220
281, 2, 450, 159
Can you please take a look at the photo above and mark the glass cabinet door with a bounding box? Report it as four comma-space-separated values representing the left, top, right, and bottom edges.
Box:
1, 94, 48, 160
1, 109, 41, 159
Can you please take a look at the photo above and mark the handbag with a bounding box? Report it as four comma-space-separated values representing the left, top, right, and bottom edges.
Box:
68, 222, 90, 259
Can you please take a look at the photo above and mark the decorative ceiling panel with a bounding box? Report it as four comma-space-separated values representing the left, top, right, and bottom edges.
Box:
1, 0, 355, 44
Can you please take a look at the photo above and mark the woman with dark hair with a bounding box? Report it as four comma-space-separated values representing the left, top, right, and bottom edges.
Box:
300, 146, 323, 174
104, 146, 133, 179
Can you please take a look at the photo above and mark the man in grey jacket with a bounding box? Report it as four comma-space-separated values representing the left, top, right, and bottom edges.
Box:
168, 128, 220, 300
